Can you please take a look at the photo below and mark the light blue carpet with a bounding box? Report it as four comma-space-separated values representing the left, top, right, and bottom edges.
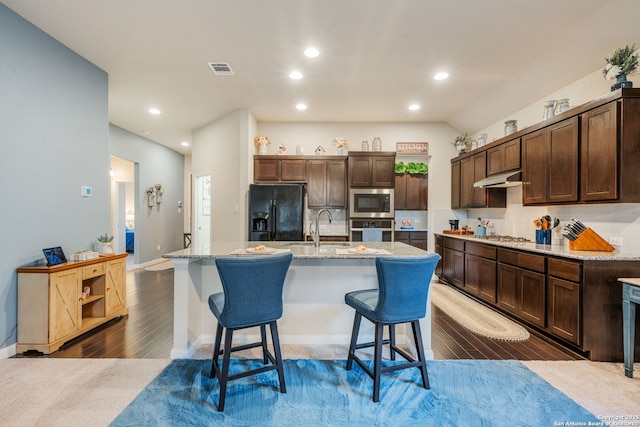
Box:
110, 359, 598, 426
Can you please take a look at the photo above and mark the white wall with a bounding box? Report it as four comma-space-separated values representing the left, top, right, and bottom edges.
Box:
469, 69, 640, 254
192, 109, 255, 243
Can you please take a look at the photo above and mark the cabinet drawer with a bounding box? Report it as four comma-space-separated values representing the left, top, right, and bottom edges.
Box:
83, 263, 105, 280
444, 237, 464, 252
498, 249, 545, 273
465, 242, 496, 260
548, 258, 582, 282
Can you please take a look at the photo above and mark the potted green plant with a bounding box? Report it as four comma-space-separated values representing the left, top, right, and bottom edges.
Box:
97, 233, 114, 254
395, 162, 428, 175
450, 133, 472, 155
603, 43, 639, 90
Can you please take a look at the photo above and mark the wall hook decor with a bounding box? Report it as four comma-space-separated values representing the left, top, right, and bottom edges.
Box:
146, 186, 156, 207
154, 184, 164, 204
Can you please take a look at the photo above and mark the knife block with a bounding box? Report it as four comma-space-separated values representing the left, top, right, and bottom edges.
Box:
568, 228, 615, 251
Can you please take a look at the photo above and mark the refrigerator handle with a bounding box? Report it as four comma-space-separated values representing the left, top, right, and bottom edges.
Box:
271, 199, 276, 240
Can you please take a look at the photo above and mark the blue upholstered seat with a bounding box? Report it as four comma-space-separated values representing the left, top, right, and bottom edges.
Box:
208, 252, 293, 411
345, 254, 441, 402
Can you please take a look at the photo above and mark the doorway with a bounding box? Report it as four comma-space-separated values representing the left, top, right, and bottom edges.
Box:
110, 156, 136, 268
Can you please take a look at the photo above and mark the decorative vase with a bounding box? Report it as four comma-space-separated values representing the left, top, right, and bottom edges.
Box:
258, 141, 268, 154
98, 241, 113, 255
337, 147, 344, 155
611, 74, 633, 91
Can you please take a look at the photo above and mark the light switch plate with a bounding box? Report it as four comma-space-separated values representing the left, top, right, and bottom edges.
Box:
81, 186, 92, 197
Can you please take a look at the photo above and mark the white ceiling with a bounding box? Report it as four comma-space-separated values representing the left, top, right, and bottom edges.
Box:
4, 0, 637, 155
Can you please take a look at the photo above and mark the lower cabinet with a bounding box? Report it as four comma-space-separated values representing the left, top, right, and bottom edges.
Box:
464, 242, 497, 303
441, 237, 465, 287
17, 253, 129, 354
546, 258, 581, 345
394, 230, 427, 250
497, 249, 546, 328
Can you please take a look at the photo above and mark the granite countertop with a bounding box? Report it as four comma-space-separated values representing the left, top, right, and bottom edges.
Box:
434, 233, 640, 261
164, 241, 429, 260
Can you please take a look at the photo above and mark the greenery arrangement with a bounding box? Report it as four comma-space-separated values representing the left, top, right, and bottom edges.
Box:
450, 133, 472, 151
395, 162, 428, 174
97, 233, 114, 243
603, 44, 639, 80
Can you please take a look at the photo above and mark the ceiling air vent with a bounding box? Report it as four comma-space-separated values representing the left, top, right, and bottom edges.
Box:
208, 62, 234, 76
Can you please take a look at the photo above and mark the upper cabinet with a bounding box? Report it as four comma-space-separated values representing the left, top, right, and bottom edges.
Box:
486, 138, 520, 176
395, 173, 428, 210
451, 88, 640, 208
254, 156, 306, 182
452, 151, 506, 209
306, 159, 347, 208
348, 152, 396, 188
522, 117, 579, 205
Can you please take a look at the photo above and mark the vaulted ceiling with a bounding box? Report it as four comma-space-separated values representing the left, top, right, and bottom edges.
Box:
4, 0, 637, 154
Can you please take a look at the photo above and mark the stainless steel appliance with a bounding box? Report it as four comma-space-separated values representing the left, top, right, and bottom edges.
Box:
349, 188, 394, 219
249, 184, 305, 241
350, 219, 394, 242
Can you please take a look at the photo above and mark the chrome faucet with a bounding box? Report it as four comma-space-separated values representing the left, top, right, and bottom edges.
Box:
312, 209, 333, 248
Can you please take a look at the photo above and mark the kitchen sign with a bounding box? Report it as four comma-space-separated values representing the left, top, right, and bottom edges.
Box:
396, 142, 429, 154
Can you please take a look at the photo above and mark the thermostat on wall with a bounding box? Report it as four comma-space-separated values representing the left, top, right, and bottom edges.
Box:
81, 186, 92, 197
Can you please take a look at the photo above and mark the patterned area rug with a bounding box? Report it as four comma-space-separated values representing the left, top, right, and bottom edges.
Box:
431, 282, 530, 341
110, 359, 598, 426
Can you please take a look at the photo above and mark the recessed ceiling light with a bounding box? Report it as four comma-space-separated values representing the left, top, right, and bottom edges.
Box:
408, 104, 421, 111
434, 72, 449, 81
149, 108, 161, 115
296, 103, 308, 110
289, 71, 303, 80
181, 141, 189, 147
304, 47, 319, 58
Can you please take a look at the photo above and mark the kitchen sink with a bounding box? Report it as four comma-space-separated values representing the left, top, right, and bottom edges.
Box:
284, 242, 352, 248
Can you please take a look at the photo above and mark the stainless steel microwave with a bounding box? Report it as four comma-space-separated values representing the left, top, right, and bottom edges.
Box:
349, 188, 394, 218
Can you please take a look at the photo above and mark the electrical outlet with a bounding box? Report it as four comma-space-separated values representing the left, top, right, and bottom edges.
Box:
157, 245, 161, 251
609, 236, 623, 246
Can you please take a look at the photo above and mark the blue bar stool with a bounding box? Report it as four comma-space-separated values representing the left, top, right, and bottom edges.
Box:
208, 252, 293, 411
345, 254, 440, 402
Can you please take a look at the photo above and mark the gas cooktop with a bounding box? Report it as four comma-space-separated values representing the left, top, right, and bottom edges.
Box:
474, 235, 531, 242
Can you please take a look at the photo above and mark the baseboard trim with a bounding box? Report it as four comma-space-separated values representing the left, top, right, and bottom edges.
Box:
0, 344, 17, 359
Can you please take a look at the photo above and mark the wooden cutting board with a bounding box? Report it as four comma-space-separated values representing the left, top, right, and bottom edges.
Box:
443, 230, 474, 235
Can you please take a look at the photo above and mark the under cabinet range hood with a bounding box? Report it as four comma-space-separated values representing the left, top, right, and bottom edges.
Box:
474, 170, 522, 188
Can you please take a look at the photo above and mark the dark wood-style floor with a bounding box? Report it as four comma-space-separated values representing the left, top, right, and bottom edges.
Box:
17, 266, 583, 361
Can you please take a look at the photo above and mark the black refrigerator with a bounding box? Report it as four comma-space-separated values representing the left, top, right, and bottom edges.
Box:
249, 184, 305, 241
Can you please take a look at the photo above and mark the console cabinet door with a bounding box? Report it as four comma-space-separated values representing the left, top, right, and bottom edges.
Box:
106, 258, 127, 315
49, 269, 81, 342
581, 102, 618, 201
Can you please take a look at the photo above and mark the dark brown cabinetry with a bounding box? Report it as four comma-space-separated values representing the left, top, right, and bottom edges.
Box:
522, 117, 578, 205
348, 152, 396, 188
487, 138, 520, 175
454, 151, 506, 209
546, 258, 581, 345
435, 234, 640, 361
497, 249, 546, 328
464, 242, 497, 303
254, 156, 306, 182
580, 102, 618, 202
451, 161, 461, 209
306, 159, 347, 208
441, 237, 465, 287
395, 230, 427, 250
395, 173, 428, 210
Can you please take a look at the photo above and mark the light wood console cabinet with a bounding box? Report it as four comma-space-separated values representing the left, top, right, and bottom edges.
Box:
17, 253, 128, 354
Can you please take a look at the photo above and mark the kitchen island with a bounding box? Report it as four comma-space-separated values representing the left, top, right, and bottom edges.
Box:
163, 241, 431, 359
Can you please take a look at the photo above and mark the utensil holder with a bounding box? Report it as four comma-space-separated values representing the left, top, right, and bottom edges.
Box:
476, 226, 486, 236
535, 229, 551, 245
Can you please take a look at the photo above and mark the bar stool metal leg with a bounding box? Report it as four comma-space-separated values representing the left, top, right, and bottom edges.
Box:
210, 323, 224, 378
270, 321, 287, 393
412, 320, 430, 389
217, 328, 234, 411
347, 313, 362, 370
373, 322, 384, 402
